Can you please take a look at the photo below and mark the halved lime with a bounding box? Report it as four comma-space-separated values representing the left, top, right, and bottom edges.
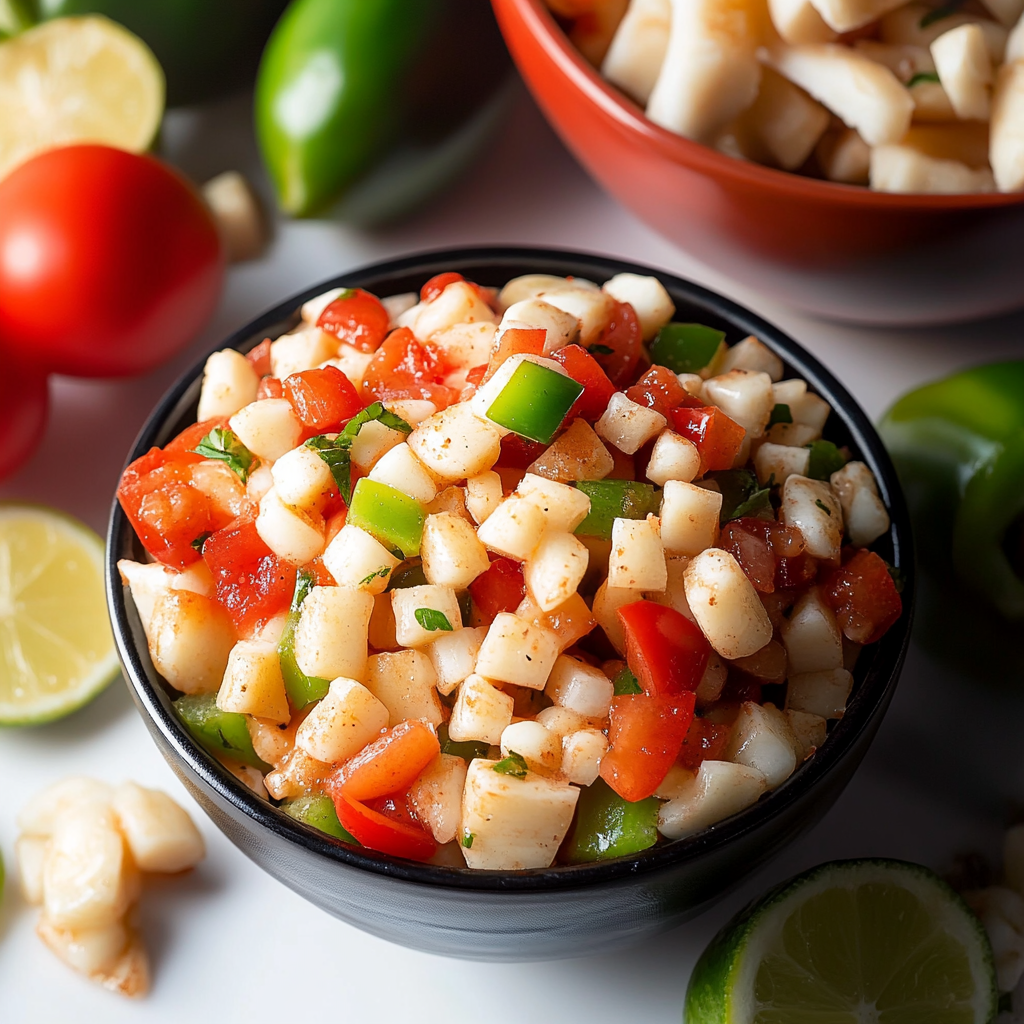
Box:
0, 15, 164, 182
0, 504, 120, 725
686, 859, 998, 1024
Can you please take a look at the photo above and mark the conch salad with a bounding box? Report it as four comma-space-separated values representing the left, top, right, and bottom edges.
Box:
116, 269, 903, 870
544, 0, 1024, 194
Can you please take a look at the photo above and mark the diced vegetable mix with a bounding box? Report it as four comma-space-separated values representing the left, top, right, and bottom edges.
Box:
544, 0, 1024, 195
117, 268, 902, 870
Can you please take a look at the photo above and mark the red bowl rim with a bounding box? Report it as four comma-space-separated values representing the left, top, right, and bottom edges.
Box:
503, 0, 1024, 210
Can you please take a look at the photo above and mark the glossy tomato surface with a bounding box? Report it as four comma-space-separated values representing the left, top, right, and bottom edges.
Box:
0, 145, 224, 378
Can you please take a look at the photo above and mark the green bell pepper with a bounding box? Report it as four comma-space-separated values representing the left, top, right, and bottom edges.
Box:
650, 323, 725, 375
254, 0, 510, 219
437, 722, 488, 763
348, 478, 425, 558
279, 569, 330, 710
173, 693, 270, 771
485, 361, 584, 444
563, 778, 660, 863
880, 362, 1024, 680
281, 795, 358, 843
36, 0, 288, 106
574, 480, 661, 539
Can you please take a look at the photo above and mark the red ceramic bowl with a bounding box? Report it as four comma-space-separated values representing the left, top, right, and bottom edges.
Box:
492, 0, 1024, 325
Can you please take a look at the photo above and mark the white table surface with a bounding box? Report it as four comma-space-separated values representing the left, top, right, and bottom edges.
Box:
2, 84, 1022, 1023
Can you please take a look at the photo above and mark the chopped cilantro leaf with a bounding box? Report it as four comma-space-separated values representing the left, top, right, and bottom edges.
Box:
359, 565, 393, 586
461, 831, 475, 849
768, 403, 793, 427
806, 440, 847, 481
415, 607, 454, 632
342, 401, 412, 438
191, 532, 212, 553
907, 70, 941, 87
613, 667, 643, 695
492, 751, 528, 778
191, 427, 256, 483
588, 343, 614, 355
305, 434, 353, 503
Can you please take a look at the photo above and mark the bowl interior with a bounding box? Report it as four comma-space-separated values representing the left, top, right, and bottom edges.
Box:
108, 246, 914, 892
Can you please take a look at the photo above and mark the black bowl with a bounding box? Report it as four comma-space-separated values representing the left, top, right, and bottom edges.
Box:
107, 247, 914, 961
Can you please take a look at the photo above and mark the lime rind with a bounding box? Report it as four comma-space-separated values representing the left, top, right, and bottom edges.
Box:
686, 859, 998, 1024
0, 502, 121, 726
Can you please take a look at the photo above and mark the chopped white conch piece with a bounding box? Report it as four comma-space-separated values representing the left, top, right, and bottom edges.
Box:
647, 429, 701, 485
601, 272, 675, 340
545, 654, 615, 718
294, 585, 372, 681
768, 0, 837, 43
448, 674, 514, 744
145, 590, 235, 696
364, 649, 443, 726
658, 760, 767, 839
781, 474, 844, 561
596, 391, 667, 454
931, 23, 993, 120
368, 442, 438, 505
217, 639, 291, 724
421, 512, 491, 589
498, 298, 580, 354
111, 783, 205, 874
660, 479, 722, 555
230, 398, 302, 462
703, 369, 774, 438
830, 461, 891, 546
427, 625, 487, 696
782, 587, 844, 674
815, 126, 872, 184
525, 531, 590, 612
197, 349, 259, 421
295, 677, 390, 763
786, 667, 854, 718
408, 402, 502, 481
871, 144, 996, 196
323, 524, 401, 595
409, 754, 467, 845
724, 702, 798, 789
991, 59, 1024, 191
602, 0, 672, 106
609, 515, 667, 591
561, 729, 609, 785
271, 444, 335, 512
391, 584, 463, 648
476, 612, 560, 690
500, 720, 562, 774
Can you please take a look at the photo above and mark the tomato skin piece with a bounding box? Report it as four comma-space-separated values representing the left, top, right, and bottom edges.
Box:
618, 600, 711, 695
625, 365, 688, 419
202, 517, 296, 635
0, 361, 48, 480
283, 365, 362, 433
332, 791, 437, 861
589, 300, 642, 388
334, 720, 440, 802
316, 288, 390, 353
600, 692, 696, 802
247, 338, 272, 377
823, 548, 902, 644
0, 145, 223, 378
469, 558, 526, 621
670, 405, 747, 473
552, 344, 616, 421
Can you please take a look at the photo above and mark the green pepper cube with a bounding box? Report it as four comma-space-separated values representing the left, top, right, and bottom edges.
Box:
173, 693, 270, 771
575, 480, 661, 539
347, 478, 425, 557
650, 323, 726, 375
279, 570, 330, 709
806, 440, 847, 481
563, 778, 660, 863
485, 361, 583, 444
281, 795, 358, 843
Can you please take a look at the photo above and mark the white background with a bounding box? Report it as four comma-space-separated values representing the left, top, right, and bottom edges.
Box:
2, 84, 1022, 1023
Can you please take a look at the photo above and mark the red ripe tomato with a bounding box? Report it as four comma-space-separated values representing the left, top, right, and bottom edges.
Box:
625, 365, 687, 418
420, 272, 465, 303
618, 601, 711, 695
600, 692, 696, 801
333, 791, 437, 861
164, 417, 227, 464
552, 344, 616, 421
202, 518, 296, 635
316, 289, 390, 353
719, 521, 777, 594
0, 359, 48, 480
362, 327, 457, 409
116, 448, 210, 569
498, 433, 548, 469
469, 558, 526, 621
257, 377, 284, 400
823, 548, 902, 644
283, 365, 362, 433
247, 339, 272, 377
677, 716, 730, 771
484, 327, 545, 379
0, 145, 223, 377
334, 720, 440, 801
670, 405, 746, 473
588, 300, 642, 387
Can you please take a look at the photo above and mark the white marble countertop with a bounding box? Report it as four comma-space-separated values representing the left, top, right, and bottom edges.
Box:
2, 84, 1021, 1023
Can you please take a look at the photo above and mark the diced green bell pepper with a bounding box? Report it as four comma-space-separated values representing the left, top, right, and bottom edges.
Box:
704, 469, 771, 523
173, 693, 270, 771
348, 478, 425, 557
279, 570, 330, 710
563, 779, 660, 863
485, 361, 583, 444
281, 795, 358, 843
574, 480, 661, 539
386, 561, 427, 591
650, 323, 725, 375
805, 440, 847, 481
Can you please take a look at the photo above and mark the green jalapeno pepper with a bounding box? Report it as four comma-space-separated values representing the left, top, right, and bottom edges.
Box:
254, 0, 510, 219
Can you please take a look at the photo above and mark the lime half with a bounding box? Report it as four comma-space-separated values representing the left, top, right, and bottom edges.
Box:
0, 504, 120, 725
686, 859, 998, 1024
0, 15, 164, 182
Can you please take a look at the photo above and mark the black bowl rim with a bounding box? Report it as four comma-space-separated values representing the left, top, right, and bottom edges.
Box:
107, 245, 914, 894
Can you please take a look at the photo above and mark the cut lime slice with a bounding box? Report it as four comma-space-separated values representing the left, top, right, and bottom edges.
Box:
686, 859, 998, 1024
0, 15, 164, 182
0, 503, 120, 725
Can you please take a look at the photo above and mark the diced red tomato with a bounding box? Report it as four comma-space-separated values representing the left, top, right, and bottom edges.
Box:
823, 548, 902, 645
257, 376, 283, 400
469, 558, 526, 621
117, 449, 210, 569
465, 363, 487, 389
333, 791, 437, 861
497, 433, 548, 470
720, 521, 776, 594
670, 405, 746, 473
588, 300, 642, 387
618, 600, 710, 695
677, 716, 730, 771
305, 555, 336, 587
247, 338, 272, 377
600, 692, 696, 802
420, 271, 465, 303
316, 288, 390, 353
283, 365, 362, 434
163, 417, 227, 464
334, 720, 440, 801
625, 365, 688, 419
202, 517, 296, 635
484, 327, 545, 380
324, 506, 347, 547
552, 344, 616, 421
362, 327, 457, 409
